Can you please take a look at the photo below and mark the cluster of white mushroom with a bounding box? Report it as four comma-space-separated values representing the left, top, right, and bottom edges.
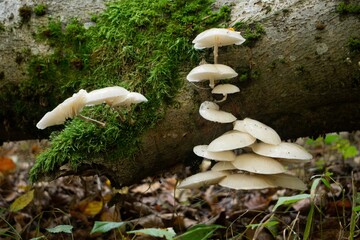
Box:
178, 28, 312, 191
36, 86, 147, 129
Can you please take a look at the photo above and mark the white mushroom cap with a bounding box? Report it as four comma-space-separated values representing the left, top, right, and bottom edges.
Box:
242, 118, 281, 145
219, 173, 276, 190
193, 145, 236, 161
177, 171, 228, 189
233, 120, 247, 132
211, 84, 240, 102
199, 101, 236, 123
211, 84, 240, 95
36, 89, 88, 129
208, 130, 256, 152
186, 64, 238, 88
113, 92, 148, 107
251, 142, 313, 160
268, 173, 307, 191
193, 28, 246, 49
86, 86, 130, 106
211, 161, 236, 171
232, 153, 286, 174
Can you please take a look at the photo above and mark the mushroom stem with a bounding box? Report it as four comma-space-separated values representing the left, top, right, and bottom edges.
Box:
78, 114, 106, 127
213, 44, 219, 64
214, 94, 228, 103
209, 78, 215, 89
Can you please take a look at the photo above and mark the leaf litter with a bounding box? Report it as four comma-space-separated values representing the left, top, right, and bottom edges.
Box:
0, 132, 359, 239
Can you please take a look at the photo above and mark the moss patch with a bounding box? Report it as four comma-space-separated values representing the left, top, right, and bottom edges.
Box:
34, 4, 47, 17
336, 2, 360, 14
28, 0, 231, 182
19, 5, 32, 23
348, 37, 360, 53
233, 21, 265, 47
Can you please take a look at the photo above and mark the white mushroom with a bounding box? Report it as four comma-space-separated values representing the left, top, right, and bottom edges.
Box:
193, 28, 246, 64
211, 84, 240, 102
268, 173, 307, 191
211, 161, 236, 171
219, 173, 276, 190
242, 118, 281, 145
233, 120, 247, 132
186, 64, 238, 88
251, 142, 313, 160
36, 89, 88, 129
112, 92, 148, 107
177, 171, 228, 189
208, 130, 256, 152
193, 145, 236, 161
199, 101, 236, 123
86, 86, 130, 106
232, 153, 286, 174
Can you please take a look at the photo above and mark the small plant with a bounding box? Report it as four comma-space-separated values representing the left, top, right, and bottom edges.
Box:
34, 4, 47, 17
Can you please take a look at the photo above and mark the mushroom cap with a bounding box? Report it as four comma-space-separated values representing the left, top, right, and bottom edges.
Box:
242, 118, 281, 145
186, 64, 238, 82
193, 28, 246, 49
232, 153, 286, 174
199, 101, 236, 123
233, 120, 247, 132
211, 161, 236, 171
208, 130, 256, 152
251, 142, 313, 160
86, 86, 130, 106
36, 89, 88, 129
233, 120, 248, 133
113, 92, 148, 107
219, 173, 276, 190
177, 171, 228, 189
211, 84, 240, 95
193, 145, 236, 161
268, 173, 307, 191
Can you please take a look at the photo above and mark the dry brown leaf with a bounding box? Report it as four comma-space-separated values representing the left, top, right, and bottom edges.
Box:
0, 156, 16, 173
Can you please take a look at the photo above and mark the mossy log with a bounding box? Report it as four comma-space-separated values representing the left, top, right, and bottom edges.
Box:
1, 0, 360, 187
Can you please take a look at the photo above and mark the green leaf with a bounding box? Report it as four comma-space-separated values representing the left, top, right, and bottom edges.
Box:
46, 225, 73, 234
128, 227, 176, 240
175, 224, 225, 240
272, 194, 310, 212
324, 134, 340, 145
342, 145, 358, 159
353, 205, 360, 212
90, 221, 127, 234
9, 190, 34, 212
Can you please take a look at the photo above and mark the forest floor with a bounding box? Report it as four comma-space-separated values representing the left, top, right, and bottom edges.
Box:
0, 132, 360, 240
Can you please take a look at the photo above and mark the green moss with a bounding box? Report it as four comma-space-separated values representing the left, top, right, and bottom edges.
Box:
0, 22, 5, 32
348, 37, 360, 53
336, 2, 360, 14
34, 4, 47, 16
28, 0, 231, 182
233, 21, 265, 47
19, 5, 32, 23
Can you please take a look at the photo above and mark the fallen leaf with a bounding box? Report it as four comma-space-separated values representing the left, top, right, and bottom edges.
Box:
9, 190, 34, 212
0, 156, 16, 173
83, 200, 103, 216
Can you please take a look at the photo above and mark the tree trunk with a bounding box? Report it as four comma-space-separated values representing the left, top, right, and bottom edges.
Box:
1, 0, 360, 186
